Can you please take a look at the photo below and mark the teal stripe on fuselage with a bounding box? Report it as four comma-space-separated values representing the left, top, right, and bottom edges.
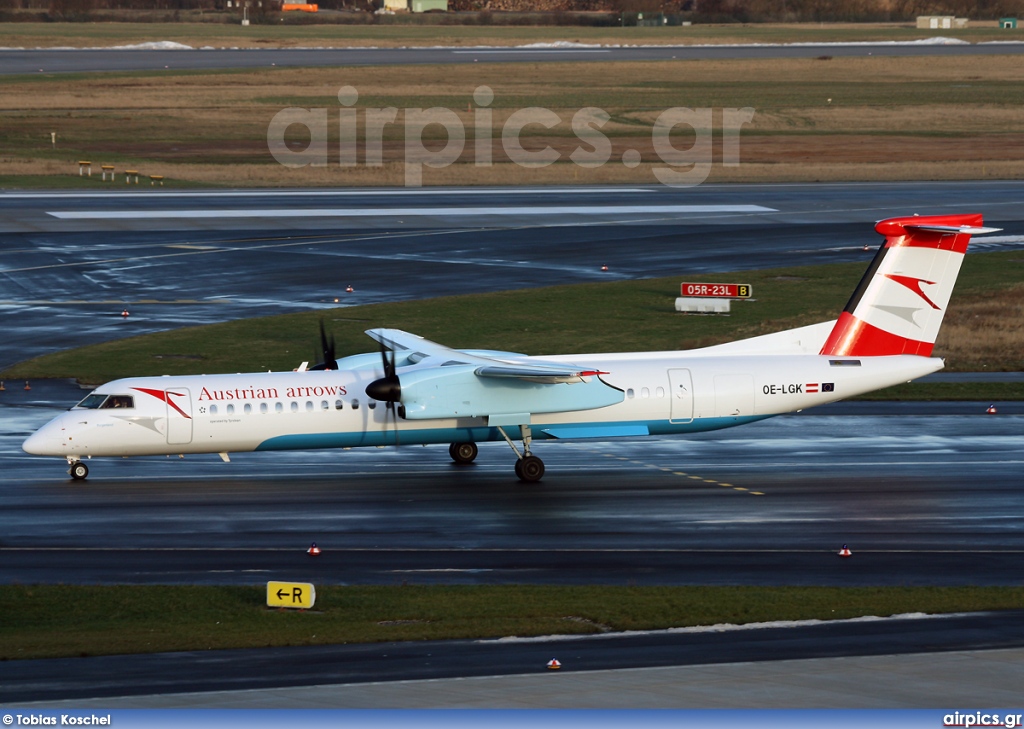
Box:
253, 414, 774, 452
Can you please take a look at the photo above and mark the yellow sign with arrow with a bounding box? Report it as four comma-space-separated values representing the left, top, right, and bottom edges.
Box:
267, 581, 316, 609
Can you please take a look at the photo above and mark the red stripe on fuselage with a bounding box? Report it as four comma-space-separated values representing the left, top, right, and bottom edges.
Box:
132, 386, 192, 419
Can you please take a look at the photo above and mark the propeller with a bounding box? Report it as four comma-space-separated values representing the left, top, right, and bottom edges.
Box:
308, 319, 338, 371
365, 340, 400, 402
365, 339, 402, 445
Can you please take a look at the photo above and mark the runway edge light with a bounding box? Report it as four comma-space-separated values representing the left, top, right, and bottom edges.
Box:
267, 581, 316, 609
547, 659, 561, 670
307, 541, 321, 556
838, 544, 852, 558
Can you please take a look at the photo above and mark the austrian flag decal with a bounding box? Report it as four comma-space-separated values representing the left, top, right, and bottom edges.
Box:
806, 383, 835, 394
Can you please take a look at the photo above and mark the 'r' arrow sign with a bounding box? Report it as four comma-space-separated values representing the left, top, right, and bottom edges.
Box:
266, 581, 316, 609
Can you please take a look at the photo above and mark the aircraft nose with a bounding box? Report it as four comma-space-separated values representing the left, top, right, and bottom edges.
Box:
23, 416, 64, 456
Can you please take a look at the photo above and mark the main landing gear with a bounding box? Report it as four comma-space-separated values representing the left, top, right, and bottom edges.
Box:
449, 441, 478, 464
68, 458, 89, 481
448, 435, 544, 482
497, 424, 545, 483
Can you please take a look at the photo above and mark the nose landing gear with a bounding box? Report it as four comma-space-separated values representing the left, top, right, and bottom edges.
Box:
68, 459, 89, 481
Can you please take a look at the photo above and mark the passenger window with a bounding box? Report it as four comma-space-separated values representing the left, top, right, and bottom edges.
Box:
656, 387, 665, 398
244, 403, 252, 414
306, 401, 314, 412
210, 404, 218, 415
641, 387, 650, 398
335, 399, 344, 410
322, 401, 329, 410
260, 403, 268, 414
351, 399, 359, 410
227, 404, 235, 415
275, 402, 284, 413
290, 401, 299, 413
626, 388, 634, 399
368, 401, 376, 410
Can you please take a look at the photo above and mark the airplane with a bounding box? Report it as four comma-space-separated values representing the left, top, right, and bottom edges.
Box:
23, 213, 997, 483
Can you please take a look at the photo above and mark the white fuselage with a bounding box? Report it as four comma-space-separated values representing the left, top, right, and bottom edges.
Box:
23, 351, 942, 459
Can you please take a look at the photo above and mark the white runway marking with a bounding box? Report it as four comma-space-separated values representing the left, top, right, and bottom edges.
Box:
4, 187, 648, 200
48, 205, 776, 220
486, 612, 962, 643
452, 49, 611, 54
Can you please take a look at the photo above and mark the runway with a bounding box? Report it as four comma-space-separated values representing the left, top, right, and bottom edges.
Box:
3, 42, 1024, 75
3, 380, 1024, 587
5, 611, 1024, 705
2, 181, 1023, 368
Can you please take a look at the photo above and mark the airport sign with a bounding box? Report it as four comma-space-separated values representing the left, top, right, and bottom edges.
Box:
267, 581, 316, 609
680, 282, 752, 298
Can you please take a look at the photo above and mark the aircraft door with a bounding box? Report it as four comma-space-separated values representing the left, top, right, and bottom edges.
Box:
668, 368, 693, 423
165, 388, 194, 445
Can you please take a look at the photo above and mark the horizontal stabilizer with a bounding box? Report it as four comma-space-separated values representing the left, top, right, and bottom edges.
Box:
904, 224, 1001, 236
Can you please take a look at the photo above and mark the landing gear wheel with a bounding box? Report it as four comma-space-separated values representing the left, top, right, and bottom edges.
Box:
516, 455, 545, 483
69, 462, 89, 481
449, 442, 478, 464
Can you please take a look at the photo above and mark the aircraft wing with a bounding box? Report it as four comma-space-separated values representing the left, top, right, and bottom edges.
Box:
365, 328, 622, 421
366, 328, 605, 380
367, 327, 496, 366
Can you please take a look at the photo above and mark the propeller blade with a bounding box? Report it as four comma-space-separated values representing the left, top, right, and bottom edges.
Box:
310, 320, 338, 370
387, 400, 400, 447
379, 337, 397, 379
367, 336, 401, 446
366, 337, 401, 404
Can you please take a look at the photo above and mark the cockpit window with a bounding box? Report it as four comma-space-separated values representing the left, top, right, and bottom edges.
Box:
75, 393, 134, 409
75, 393, 108, 409
100, 395, 134, 409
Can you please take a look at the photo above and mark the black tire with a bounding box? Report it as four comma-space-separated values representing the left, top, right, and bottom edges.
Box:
517, 455, 545, 483
450, 442, 478, 464
70, 462, 89, 481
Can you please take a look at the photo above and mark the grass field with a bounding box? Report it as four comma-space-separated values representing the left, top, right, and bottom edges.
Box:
2, 53, 1023, 187
4, 250, 1023, 388
3, 584, 1023, 660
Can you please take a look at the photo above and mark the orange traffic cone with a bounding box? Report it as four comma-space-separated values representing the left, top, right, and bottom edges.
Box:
24, 381, 31, 391
986, 404, 998, 415
838, 544, 852, 558
546, 659, 561, 670
307, 542, 321, 556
